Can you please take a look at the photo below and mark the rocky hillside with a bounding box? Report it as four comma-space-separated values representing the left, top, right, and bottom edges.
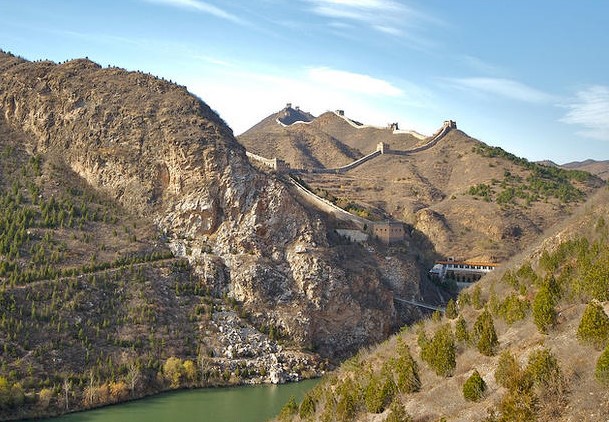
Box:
0, 51, 437, 419
276, 186, 609, 422
239, 107, 605, 261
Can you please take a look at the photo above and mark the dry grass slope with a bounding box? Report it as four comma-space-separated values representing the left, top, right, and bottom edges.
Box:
276, 187, 609, 421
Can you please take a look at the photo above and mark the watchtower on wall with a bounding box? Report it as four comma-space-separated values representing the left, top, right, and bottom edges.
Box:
371, 221, 405, 243
336, 110, 345, 116
271, 158, 289, 173
443, 120, 457, 129
376, 142, 389, 154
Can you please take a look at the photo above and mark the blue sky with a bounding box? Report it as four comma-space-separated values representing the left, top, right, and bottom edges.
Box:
1, 1, 608, 163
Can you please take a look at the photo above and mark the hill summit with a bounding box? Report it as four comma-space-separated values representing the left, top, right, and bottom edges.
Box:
0, 51, 442, 419
238, 105, 605, 262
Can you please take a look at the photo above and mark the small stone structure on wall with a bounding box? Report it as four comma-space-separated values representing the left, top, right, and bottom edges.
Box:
370, 221, 406, 244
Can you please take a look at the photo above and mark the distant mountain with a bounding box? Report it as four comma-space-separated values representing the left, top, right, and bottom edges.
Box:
562, 159, 609, 180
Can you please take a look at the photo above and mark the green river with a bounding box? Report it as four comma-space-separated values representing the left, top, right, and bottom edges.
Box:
41, 379, 319, 422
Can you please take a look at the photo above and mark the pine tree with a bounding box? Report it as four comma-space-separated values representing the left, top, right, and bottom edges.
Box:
577, 301, 609, 350
532, 284, 557, 334
385, 400, 413, 422
394, 339, 421, 393
462, 369, 486, 402
595, 344, 609, 385
299, 393, 316, 420
473, 309, 498, 356
421, 324, 456, 377
445, 299, 458, 319
494, 351, 522, 391
455, 315, 469, 343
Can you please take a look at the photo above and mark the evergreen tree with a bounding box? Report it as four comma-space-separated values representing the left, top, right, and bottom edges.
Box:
299, 393, 316, 420
473, 309, 498, 356
455, 315, 469, 343
525, 348, 562, 390
472, 285, 483, 310
394, 339, 421, 393
494, 350, 522, 391
595, 344, 609, 385
421, 324, 456, 377
278, 396, 299, 421
532, 285, 557, 334
577, 301, 609, 350
385, 400, 413, 422
445, 299, 458, 319
462, 369, 486, 402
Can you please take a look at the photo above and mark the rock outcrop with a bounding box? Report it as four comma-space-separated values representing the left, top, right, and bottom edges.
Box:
0, 52, 414, 358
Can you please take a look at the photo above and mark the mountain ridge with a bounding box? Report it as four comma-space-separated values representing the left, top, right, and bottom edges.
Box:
0, 51, 439, 419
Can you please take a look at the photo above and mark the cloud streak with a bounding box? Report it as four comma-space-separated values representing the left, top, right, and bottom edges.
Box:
304, 0, 438, 38
561, 86, 609, 141
142, 0, 244, 24
444, 77, 554, 103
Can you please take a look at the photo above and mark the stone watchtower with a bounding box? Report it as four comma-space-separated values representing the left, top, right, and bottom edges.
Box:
376, 142, 388, 154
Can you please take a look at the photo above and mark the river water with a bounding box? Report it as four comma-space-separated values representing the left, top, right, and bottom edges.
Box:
42, 379, 318, 422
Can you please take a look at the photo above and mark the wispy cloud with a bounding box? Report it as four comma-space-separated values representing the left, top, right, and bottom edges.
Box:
444, 77, 554, 103
561, 86, 609, 141
458, 55, 505, 77
304, 0, 439, 39
182, 63, 432, 134
142, 0, 244, 24
307, 67, 403, 97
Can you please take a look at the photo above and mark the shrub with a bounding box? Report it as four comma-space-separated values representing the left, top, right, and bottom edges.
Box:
473, 309, 498, 356
445, 299, 458, 319
385, 399, 413, 422
278, 396, 299, 421
525, 348, 562, 390
363, 372, 393, 413
299, 393, 316, 420
463, 370, 486, 402
421, 324, 456, 377
497, 293, 529, 324
595, 344, 609, 385
532, 285, 557, 334
494, 351, 522, 391
472, 286, 483, 310
577, 301, 609, 350
455, 315, 469, 343
394, 339, 421, 393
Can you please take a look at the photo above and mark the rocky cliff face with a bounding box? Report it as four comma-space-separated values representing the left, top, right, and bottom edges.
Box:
0, 52, 417, 357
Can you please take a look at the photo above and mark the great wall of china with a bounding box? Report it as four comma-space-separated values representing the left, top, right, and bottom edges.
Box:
245, 119, 457, 239
245, 118, 463, 312
247, 119, 457, 174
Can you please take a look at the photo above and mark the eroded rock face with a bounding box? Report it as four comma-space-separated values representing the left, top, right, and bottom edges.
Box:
0, 53, 401, 357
